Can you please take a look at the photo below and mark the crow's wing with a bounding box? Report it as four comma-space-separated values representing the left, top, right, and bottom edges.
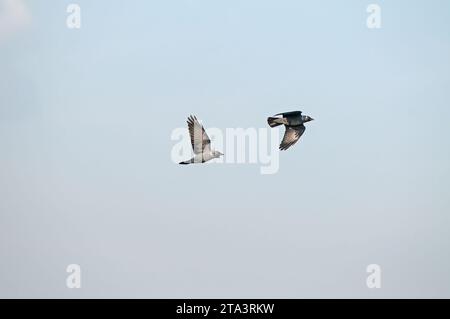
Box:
279, 125, 305, 150
187, 115, 211, 154
274, 111, 302, 118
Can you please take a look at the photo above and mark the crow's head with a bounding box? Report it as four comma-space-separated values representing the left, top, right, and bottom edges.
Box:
302, 115, 314, 123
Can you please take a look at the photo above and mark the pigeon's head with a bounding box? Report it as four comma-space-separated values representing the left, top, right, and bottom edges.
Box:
302, 115, 314, 123
212, 150, 224, 158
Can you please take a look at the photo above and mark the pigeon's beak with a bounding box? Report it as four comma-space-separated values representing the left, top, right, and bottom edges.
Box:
219, 152, 224, 156
310, 117, 314, 121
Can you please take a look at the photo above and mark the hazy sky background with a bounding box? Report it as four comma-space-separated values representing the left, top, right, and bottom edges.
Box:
1, 0, 449, 298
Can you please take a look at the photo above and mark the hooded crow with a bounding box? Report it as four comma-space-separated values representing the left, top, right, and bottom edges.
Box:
267, 111, 314, 150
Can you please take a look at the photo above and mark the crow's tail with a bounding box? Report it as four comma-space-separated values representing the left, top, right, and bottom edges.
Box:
267, 117, 286, 128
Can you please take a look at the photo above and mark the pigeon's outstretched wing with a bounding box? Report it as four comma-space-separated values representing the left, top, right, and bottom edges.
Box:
279, 125, 305, 150
187, 115, 211, 154
275, 111, 302, 118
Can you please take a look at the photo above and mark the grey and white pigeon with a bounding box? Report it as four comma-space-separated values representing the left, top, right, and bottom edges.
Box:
179, 115, 223, 165
267, 111, 314, 150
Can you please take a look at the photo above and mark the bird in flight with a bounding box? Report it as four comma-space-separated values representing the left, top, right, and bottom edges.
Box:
267, 111, 314, 150
179, 115, 223, 165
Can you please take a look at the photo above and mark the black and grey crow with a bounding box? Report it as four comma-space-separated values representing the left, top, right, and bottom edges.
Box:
267, 111, 314, 150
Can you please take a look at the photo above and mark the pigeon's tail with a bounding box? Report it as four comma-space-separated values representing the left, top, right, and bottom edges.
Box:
267, 117, 287, 128
179, 160, 191, 165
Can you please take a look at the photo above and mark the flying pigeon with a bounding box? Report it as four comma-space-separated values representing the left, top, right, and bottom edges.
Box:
179, 115, 223, 165
267, 111, 314, 150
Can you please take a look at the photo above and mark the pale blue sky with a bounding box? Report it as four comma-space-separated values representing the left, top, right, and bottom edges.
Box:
1, 0, 450, 297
